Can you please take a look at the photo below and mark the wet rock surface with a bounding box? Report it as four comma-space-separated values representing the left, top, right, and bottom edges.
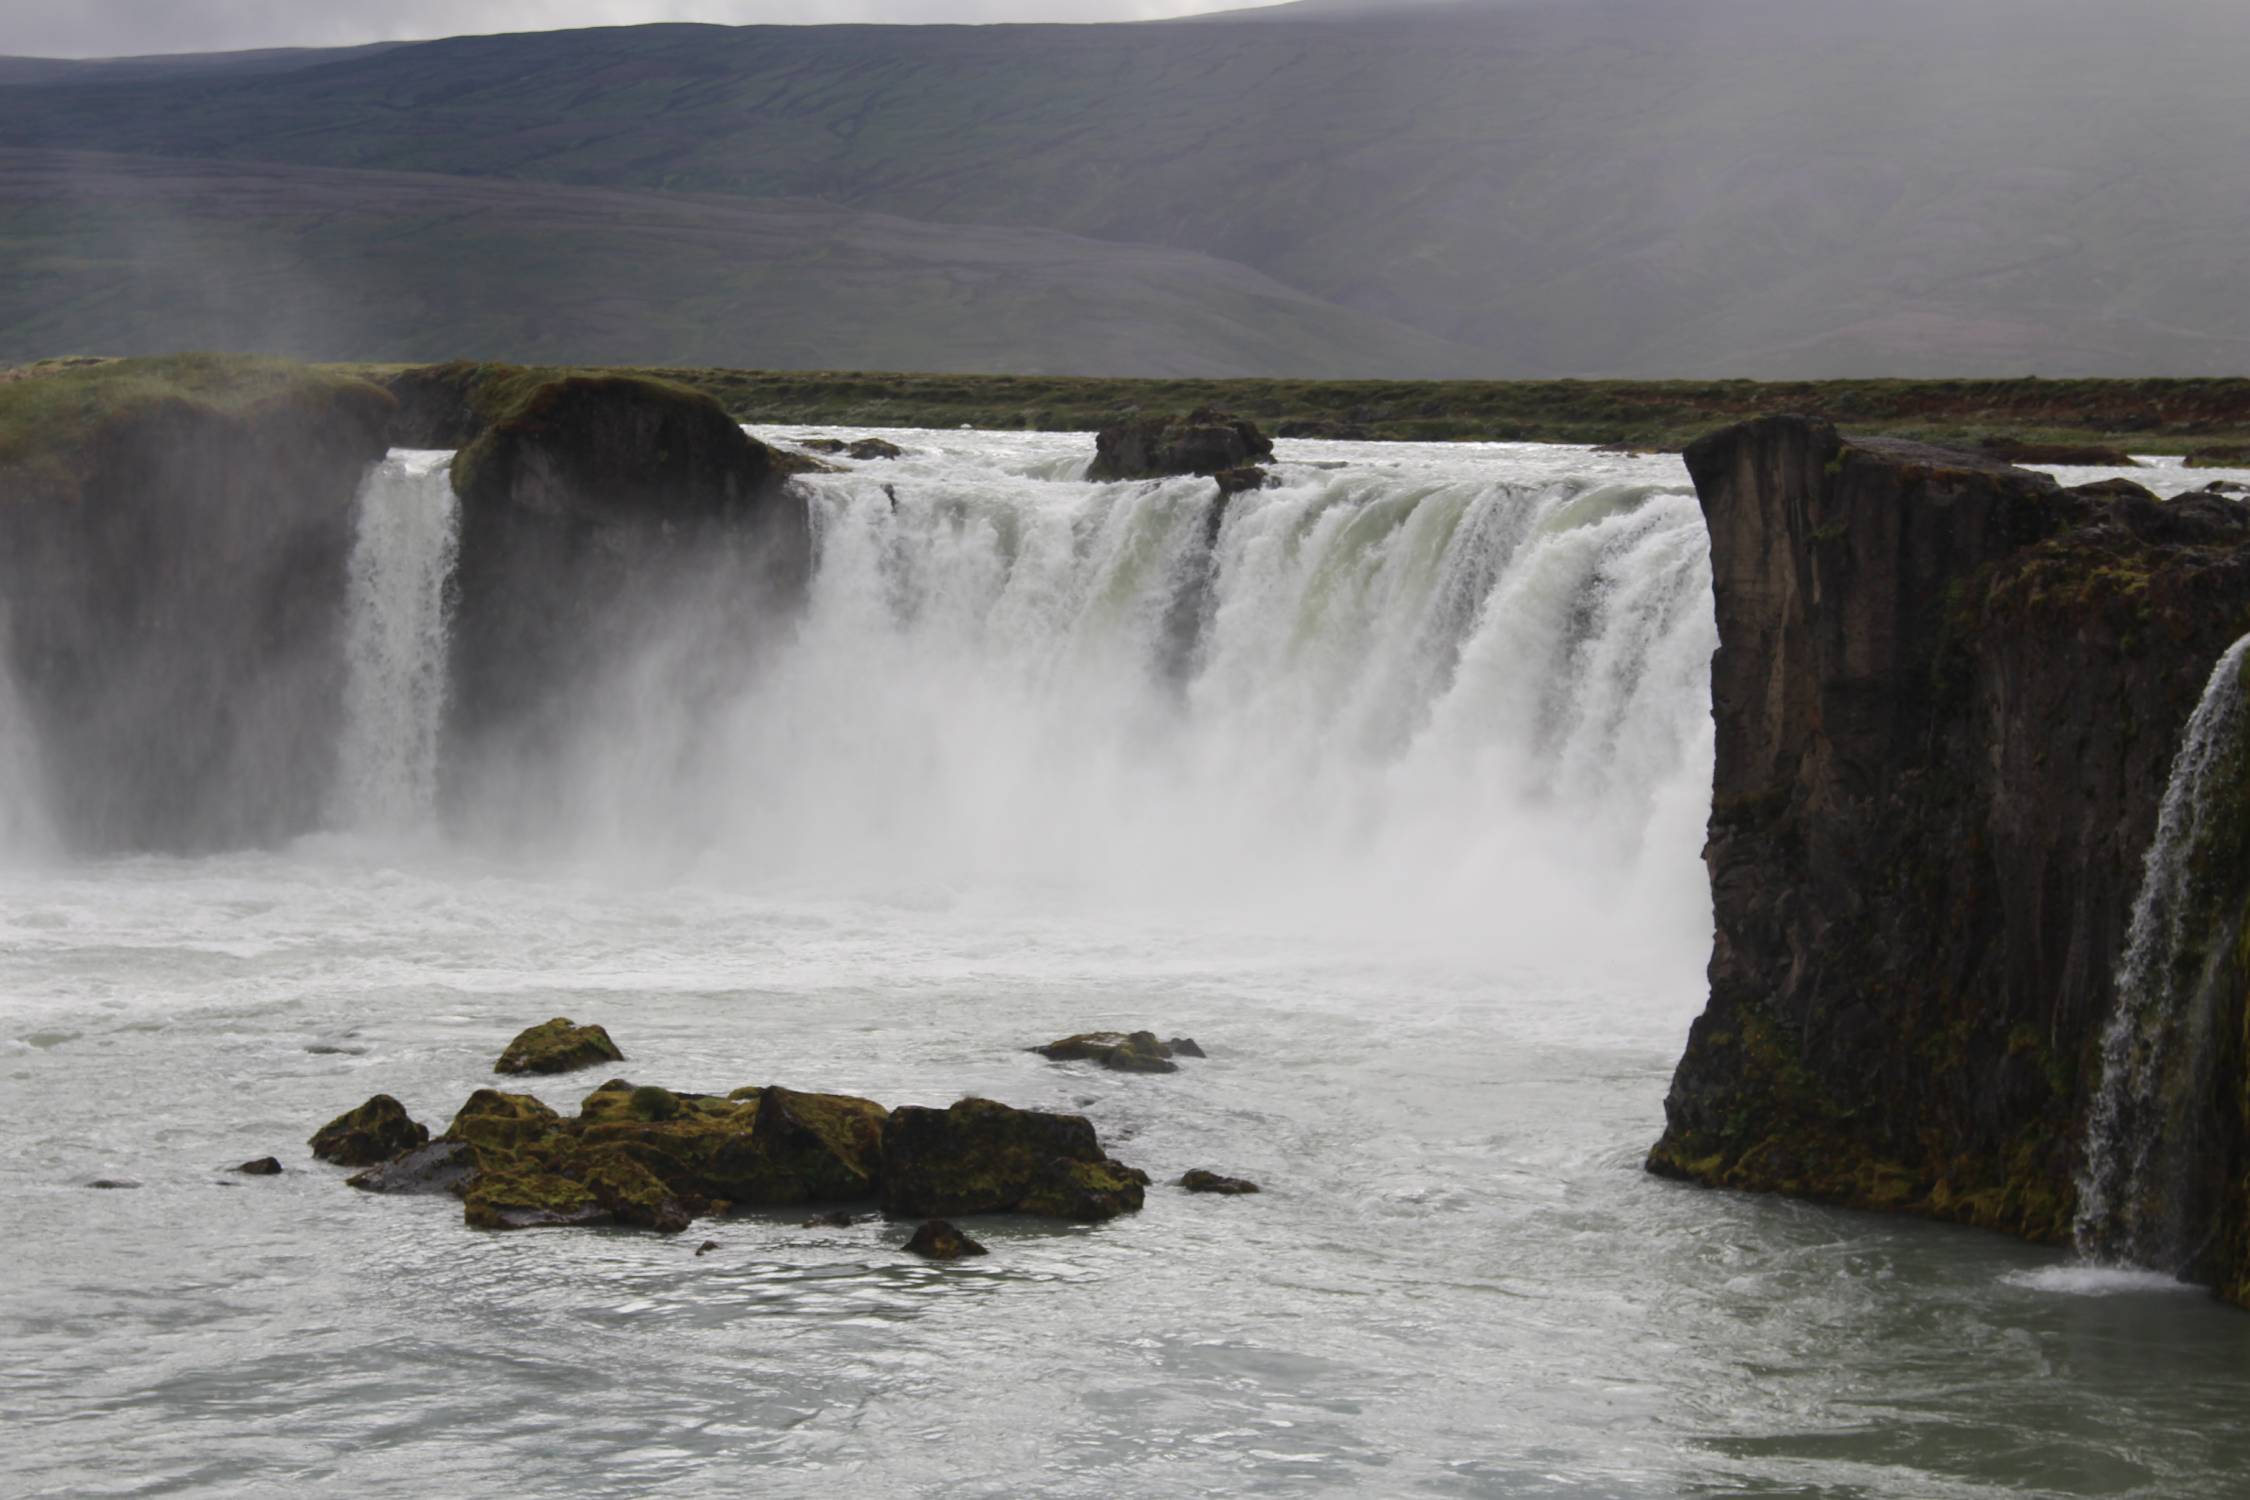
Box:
233, 1157, 283, 1176
905, 1219, 988, 1259
1180, 1170, 1259, 1195
1089, 408, 1274, 481
494, 1017, 624, 1075
1033, 1030, 1190, 1073
310, 1095, 430, 1167
316, 1027, 1152, 1236
880, 1097, 1149, 1221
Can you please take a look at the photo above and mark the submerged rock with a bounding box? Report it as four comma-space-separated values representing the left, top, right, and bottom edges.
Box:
310, 1095, 430, 1167
1089, 408, 1274, 481
880, 1097, 1149, 1221
1033, 1031, 1183, 1073
347, 1140, 477, 1195
847, 437, 904, 461
494, 1017, 624, 1076
1180, 1169, 1260, 1195
86, 1179, 140, 1190
905, 1219, 988, 1259
233, 1157, 284, 1176
1166, 1037, 1207, 1058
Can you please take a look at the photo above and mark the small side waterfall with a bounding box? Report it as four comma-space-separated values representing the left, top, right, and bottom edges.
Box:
329, 452, 461, 834
0, 604, 51, 860
2075, 632, 2250, 1270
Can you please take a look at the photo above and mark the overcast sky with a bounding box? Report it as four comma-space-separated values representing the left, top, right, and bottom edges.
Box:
9, 0, 1302, 60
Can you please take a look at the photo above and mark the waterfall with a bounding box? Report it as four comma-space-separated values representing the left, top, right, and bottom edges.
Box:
329, 452, 460, 835
2075, 632, 2250, 1270
601, 435, 1722, 969
0, 603, 51, 860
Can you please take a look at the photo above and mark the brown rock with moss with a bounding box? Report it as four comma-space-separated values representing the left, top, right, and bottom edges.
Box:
1033, 1030, 1182, 1073
310, 1095, 430, 1167
1649, 415, 2250, 1300
573, 1079, 888, 1207
494, 1017, 625, 1075
879, 1097, 1149, 1221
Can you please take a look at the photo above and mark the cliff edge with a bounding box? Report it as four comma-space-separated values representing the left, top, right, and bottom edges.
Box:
1650, 415, 2250, 1299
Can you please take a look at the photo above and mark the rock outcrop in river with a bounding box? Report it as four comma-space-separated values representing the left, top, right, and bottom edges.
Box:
1649, 415, 2250, 1302
1088, 408, 1273, 481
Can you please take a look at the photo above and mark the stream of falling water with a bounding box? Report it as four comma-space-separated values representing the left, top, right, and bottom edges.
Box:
2074, 632, 2250, 1271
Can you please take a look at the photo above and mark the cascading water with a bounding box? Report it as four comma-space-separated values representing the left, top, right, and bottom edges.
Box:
0, 605, 51, 860
611, 432, 1723, 971
2075, 632, 2250, 1270
328, 451, 460, 835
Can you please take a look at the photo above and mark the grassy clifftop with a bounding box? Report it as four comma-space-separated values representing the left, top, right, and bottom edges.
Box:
345, 363, 2250, 455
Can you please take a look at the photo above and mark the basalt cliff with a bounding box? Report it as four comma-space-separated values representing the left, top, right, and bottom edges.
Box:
1650, 414, 2250, 1304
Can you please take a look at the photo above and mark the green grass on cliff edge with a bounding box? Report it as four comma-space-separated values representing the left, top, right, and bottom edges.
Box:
11, 357, 2250, 475
344, 363, 2250, 454
0, 353, 387, 500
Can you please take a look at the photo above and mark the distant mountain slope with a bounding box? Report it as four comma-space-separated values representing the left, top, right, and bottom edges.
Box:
3, 0, 2248, 375
0, 150, 1483, 376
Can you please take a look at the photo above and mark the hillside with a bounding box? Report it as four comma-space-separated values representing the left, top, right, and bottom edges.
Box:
0, 150, 1480, 376
2, 0, 2248, 375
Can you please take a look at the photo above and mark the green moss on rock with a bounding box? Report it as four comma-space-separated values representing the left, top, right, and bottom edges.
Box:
880, 1097, 1149, 1221
309, 1094, 429, 1167
494, 1017, 625, 1076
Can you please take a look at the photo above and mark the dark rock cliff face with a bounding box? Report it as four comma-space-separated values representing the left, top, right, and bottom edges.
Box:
1650, 415, 2250, 1299
440, 373, 811, 818
0, 372, 392, 850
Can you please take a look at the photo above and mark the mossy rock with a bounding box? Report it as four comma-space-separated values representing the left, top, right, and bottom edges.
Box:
1032, 1030, 1180, 1074
444, 1089, 565, 1155
574, 1080, 887, 1207
495, 1017, 625, 1076
308, 1095, 430, 1167
463, 1165, 607, 1230
879, 1097, 1149, 1221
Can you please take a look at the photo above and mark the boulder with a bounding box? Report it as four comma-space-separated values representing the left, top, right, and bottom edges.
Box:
573, 1080, 888, 1206
444, 1089, 564, 1156
880, 1097, 1149, 1221
494, 1017, 624, 1076
346, 1140, 478, 1195
310, 1095, 430, 1167
463, 1166, 609, 1230
847, 437, 904, 461
1089, 408, 1274, 482
905, 1219, 988, 1259
1180, 1169, 1260, 1195
1214, 466, 1268, 497
1166, 1037, 1206, 1058
1033, 1031, 1182, 1073
2204, 479, 2250, 496
233, 1157, 284, 1176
